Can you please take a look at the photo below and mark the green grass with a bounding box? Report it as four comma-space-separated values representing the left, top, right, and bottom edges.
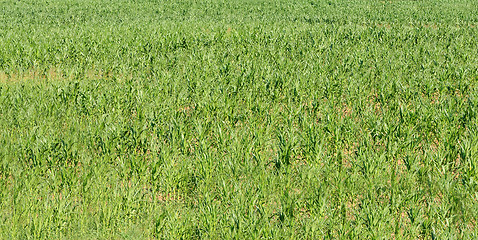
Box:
1, 0, 478, 238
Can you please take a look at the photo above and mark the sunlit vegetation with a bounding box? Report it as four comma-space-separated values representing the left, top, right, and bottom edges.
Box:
1, 0, 477, 238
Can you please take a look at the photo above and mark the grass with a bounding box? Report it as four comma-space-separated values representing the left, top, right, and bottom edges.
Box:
1, 0, 478, 238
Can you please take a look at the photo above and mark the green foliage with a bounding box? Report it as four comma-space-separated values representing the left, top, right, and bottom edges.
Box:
1, 0, 477, 238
